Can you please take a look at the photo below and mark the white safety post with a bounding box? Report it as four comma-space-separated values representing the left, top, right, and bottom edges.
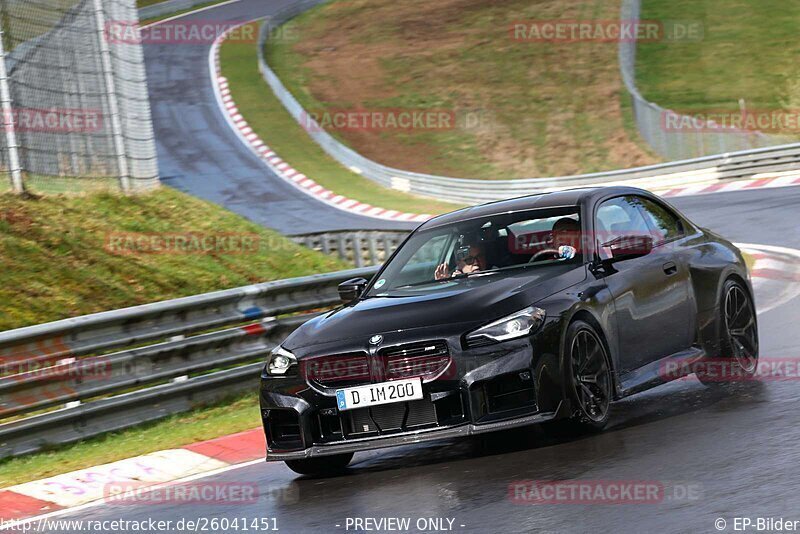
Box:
92, 0, 131, 193
0, 22, 24, 193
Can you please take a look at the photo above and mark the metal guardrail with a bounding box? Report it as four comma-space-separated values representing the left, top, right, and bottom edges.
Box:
255, 1, 800, 205
0, 266, 380, 458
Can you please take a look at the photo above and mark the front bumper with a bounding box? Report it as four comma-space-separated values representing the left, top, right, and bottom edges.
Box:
266, 405, 562, 460
260, 317, 566, 460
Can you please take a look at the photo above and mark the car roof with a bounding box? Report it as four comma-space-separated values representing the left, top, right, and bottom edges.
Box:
421, 186, 656, 229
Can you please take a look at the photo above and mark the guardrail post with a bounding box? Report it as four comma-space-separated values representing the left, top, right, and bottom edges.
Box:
353, 234, 363, 268
367, 235, 378, 266
0, 8, 24, 194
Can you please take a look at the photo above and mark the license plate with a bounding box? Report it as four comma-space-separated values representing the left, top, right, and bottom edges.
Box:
335, 378, 423, 411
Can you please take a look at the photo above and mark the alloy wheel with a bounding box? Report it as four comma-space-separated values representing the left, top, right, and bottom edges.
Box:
724, 284, 758, 373
570, 329, 611, 422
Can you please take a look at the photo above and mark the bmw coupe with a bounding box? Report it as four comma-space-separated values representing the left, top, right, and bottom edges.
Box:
260, 186, 758, 475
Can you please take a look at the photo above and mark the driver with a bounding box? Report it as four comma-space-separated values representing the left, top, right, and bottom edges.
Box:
530, 218, 581, 262
552, 217, 581, 250
434, 242, 487, 280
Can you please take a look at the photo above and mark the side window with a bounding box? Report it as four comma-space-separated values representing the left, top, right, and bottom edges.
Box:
636, 197, 685, 244
595, 197, 651, 260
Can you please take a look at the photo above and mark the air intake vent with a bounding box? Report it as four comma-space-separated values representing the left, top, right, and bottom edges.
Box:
464, 335, 497, 349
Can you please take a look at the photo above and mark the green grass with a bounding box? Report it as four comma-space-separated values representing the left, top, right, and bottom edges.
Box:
221, 26, 462, 215
137, 0, 171, 7
637, 0, 800, 123
0, 187, 348, 331
262, 0, 659, 179
0, 393, 260, 488
20, 175, 120, 195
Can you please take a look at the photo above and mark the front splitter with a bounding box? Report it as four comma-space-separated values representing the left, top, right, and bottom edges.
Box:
266, 403, 562, 460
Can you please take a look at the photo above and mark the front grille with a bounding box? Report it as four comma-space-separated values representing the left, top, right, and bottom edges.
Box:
305, 341, 452, 389
312, 390, 466, 444
382, 340, 451, 381
344, 399, 441, 438
303, 352, 370, 388
406, 399, 438, 427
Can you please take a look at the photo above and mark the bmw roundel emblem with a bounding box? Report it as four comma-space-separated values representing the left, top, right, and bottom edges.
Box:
369, 334, 384, 345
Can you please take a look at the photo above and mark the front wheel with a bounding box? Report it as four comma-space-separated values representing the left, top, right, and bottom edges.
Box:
284, 452, 354, 476
553, 320, 613, 434
698, 279, 759, 386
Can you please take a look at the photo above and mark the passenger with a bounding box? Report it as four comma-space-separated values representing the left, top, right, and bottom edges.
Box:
434, 242, 487, 280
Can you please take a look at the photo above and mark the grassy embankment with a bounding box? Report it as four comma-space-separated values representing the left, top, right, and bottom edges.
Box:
262, 0, 659, 180
0, 187, 348, 486
221, 23, 462, 215
637, 0, 800, 139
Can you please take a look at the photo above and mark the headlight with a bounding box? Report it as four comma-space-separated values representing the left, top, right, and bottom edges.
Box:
266, 346, 297, 376
466, 306, 546, 344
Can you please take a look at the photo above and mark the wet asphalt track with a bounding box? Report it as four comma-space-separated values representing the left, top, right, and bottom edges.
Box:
144, 0, 418, 235
117, 0, 800, 530
57, 186, 800, 533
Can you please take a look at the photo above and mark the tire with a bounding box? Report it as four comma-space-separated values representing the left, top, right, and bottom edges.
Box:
553, 320, 613, 434
698, 279, 759, 386
284, 452, 354, 476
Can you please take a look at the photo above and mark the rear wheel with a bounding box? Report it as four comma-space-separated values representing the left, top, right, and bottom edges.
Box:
552, 320, 613, 434
698, 279, 759, 386
284, 452, 354, 476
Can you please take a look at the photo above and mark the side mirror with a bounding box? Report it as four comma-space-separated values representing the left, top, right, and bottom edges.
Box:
602, 234, 654, 263
338, 278, 368, 303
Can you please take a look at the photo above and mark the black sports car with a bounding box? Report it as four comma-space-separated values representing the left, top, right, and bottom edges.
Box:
260, 186, 758, 475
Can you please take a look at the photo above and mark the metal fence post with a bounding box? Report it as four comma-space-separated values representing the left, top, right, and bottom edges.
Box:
0, 8, 23, 194
92, 0, 131, 193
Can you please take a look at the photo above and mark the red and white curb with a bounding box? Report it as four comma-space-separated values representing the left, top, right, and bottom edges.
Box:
0, 428, 264, 524
738, 243, 800, 315
658, 170, 800, 198
209, 25, 431, 223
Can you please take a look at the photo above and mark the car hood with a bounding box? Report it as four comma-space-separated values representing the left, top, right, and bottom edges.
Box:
283, 265, 586, 352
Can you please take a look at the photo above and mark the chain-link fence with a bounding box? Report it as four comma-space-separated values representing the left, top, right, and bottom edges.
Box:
618, 0, 792, 161
0, 0, 159, 193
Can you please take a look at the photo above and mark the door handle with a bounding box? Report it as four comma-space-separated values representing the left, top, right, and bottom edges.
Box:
663, 262, 678, 275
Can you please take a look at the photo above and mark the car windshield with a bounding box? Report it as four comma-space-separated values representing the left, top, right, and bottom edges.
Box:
366, 206, 582, 297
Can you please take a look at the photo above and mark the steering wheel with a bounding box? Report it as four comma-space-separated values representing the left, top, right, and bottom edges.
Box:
529, 248, 560, 263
